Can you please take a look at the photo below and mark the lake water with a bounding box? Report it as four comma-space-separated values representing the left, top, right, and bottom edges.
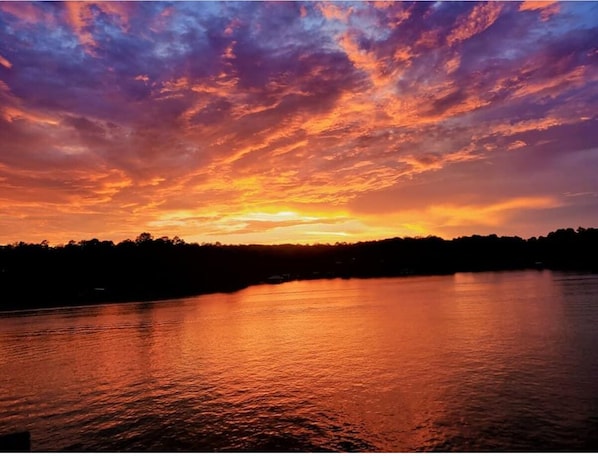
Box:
1, 270, 598, 451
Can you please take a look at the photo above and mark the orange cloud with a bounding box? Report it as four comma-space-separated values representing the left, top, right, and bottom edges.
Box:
399, 146, 480, 175
65, 2, 97, 53
519, 1, 558, 11
447, 2, 503, 46
393, 46, 415, 66
0, 81, 59, 125
353, 195, 564, 241
487, 117, 563, 137
97, 2, 132, 31
372, 1, 394, 9
1, 106, 59, 125
429, 196, 561, 227
338, 31, 401, 90
224, 18, 242, 36
445, 54, 460, 74
64, 2, 130, 54
384, 4, 413, 29
416, 30, 439, 49
318, 3, 353, 23
511, 65, 591, 100
507, 140, 527, 151
0, 54, 12, 69
519, 1, 560, 20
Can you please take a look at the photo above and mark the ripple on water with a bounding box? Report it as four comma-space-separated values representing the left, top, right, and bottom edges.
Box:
1, 272, 598, 451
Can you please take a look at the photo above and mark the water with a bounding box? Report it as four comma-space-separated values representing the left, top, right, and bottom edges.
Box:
1, 270, 598, 451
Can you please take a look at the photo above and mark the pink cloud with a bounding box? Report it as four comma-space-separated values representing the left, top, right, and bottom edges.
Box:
0, 2, 48, 24
318, 3, 353, 23
0, 54, 12, 69
64, 2, 98, 53
447, 2, 503, 46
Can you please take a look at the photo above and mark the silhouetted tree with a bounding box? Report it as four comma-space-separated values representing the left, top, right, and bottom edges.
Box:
0, 227, 597, 311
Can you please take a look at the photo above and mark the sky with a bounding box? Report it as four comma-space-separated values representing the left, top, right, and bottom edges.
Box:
1, 1, 597, 245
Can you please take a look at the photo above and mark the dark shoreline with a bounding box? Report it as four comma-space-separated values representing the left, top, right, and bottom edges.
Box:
1, 227, 597, 312
1, 268, 596, 316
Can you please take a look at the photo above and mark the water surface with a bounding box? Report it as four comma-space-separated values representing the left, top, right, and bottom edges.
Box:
1, 270, 598, 451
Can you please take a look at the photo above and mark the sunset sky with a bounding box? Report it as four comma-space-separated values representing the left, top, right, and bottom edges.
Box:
1, 1, 597, 245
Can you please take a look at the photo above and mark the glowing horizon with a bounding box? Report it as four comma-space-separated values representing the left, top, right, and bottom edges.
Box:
1, 1, 597, 246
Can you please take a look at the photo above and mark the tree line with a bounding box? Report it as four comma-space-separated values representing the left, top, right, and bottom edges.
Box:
0, 227, 596, 311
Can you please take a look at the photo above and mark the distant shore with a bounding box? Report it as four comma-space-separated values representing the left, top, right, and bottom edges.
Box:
1, 227, 596, 312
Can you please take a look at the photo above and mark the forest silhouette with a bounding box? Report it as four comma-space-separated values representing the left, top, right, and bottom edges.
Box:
0, 227, 596, 311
